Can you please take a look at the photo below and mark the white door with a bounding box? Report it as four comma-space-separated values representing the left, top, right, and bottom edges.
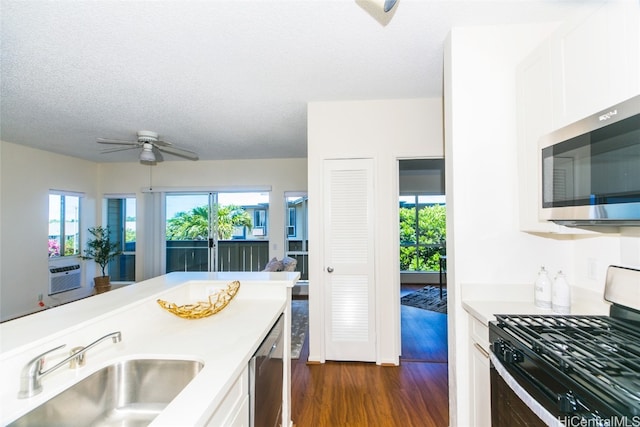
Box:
323, 158, 376, 361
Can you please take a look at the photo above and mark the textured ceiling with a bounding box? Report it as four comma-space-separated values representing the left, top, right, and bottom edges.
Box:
1, 0, 590, 163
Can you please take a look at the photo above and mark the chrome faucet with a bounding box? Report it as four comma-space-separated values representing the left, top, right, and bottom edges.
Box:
18, 331, 122, 399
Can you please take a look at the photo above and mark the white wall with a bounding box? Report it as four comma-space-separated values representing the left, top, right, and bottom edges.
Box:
307, 97, 443, 365
444, 24, 574, 426
0, 141, 99, 320
0, 141, 307, 321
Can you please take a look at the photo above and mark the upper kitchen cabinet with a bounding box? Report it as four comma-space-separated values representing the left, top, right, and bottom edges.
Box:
516, 40, 560, 233
516, 40, 589, 234
552, 1, 640, 128
516, 1, 639, 234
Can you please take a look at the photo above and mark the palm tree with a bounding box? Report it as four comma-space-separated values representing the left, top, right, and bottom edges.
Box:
215, 205, 253, 239
167, 204, 252, 240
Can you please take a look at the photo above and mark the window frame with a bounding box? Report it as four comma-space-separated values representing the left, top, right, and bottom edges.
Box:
253, 209, 267, 236
399, 194, 446, 272
105, 194, 137, 283
48, 190, 83, 258
287, 207, 296, 237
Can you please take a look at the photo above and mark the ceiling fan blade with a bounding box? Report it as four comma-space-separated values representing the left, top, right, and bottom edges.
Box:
152, 146, 165, 162
97, 138, 140, 146
157, 145, 199, 161
100, 146, 140, 154
154, 139, 172, 147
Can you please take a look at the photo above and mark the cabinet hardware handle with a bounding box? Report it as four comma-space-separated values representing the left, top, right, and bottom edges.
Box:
474, 342, 490, 358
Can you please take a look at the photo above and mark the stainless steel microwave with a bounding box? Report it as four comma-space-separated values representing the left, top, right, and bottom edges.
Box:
539, 95, 640, 226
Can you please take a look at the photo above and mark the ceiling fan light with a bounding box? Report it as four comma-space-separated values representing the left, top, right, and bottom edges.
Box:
383, 0, 397, 12
140, 145, 156, 162
355, 0, 399, 26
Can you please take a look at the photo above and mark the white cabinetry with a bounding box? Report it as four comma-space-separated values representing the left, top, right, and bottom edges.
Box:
516, 40, 581, 234
469, 316, 491, 427
552, 1, 640, 128
516, 40, 560, 234
205, 363, 249, 426
207, 367, 249, 427
516, 1, 639, 234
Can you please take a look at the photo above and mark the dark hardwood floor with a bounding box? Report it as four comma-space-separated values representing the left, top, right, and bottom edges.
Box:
291, 285, 449, 427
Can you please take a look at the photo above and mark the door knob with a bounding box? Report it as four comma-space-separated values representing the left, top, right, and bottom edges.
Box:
327, 267, 334, 273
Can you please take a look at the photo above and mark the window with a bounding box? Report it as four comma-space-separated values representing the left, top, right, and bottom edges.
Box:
164, 191, 270, 273
48, 192, 81, 257
287, 207, 296, 237
285, 193, 308, 280
106, 196, 136, 281
399, 159, 445, 273
253, 209, 267, 236
399, 194, 446, 272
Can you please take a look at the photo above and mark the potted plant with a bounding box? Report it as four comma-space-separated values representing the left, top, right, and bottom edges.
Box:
82, 226, 122, 294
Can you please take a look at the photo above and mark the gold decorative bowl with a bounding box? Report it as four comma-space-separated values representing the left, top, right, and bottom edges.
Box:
157, 280, 241, 319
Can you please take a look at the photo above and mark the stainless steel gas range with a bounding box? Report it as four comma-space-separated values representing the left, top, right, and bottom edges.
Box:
489, 265, 640, 427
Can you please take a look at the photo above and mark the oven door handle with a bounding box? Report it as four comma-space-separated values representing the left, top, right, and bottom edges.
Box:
493, 347, 586, 416
498, 355, 559, 404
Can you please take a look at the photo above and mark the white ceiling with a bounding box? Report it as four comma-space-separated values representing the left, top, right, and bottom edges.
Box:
1, 0, 589, 163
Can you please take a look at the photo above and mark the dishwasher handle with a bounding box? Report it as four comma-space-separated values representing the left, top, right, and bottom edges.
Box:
252, 314, 284, 373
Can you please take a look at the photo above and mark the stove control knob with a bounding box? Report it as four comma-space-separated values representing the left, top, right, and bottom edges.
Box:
493, 340, 509, 361
492, 340, 505, 356
508, 349, 524, 364
503, 348, 523, 363
557, 392, 577, 413
492, 340, 524, 364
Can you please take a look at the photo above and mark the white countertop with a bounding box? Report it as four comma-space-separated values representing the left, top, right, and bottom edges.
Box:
461, 282, 611, 325
0, 271, 299, 426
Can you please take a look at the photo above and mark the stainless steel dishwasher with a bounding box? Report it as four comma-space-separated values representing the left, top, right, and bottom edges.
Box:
249, 313, 284, 427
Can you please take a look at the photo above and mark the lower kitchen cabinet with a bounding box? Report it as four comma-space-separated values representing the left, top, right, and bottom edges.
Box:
205, 365, 250, 427
469, 316, 491, 427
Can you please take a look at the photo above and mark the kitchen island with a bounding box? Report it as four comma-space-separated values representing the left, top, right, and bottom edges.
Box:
0, 271, 299, 426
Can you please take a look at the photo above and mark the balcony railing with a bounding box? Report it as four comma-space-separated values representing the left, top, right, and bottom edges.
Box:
284, 253, 308, 281
166, 240, 210, 272
217, 241, 269, 272
165, 240, 308, 280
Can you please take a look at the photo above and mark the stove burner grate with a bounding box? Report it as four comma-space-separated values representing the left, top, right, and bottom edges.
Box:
495, 314, 640, 414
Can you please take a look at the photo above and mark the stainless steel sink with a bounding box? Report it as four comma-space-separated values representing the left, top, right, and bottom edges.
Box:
9, 359, 204, 427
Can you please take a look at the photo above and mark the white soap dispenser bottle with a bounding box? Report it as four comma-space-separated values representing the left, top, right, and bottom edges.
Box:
534, 266, 552, 309
552, 270, 571, 314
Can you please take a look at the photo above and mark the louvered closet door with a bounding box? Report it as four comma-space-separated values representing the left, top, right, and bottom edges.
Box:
323, 158, 376, 362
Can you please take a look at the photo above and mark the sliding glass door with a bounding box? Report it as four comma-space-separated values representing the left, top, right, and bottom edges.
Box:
215, 192, 269, 272
164, 191, 269, 273
106, 196, 136, 282
165, 193, 216, 272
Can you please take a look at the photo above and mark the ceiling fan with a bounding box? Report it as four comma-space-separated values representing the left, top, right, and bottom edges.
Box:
356, 0, 399, 26
97, 130, 199, 163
